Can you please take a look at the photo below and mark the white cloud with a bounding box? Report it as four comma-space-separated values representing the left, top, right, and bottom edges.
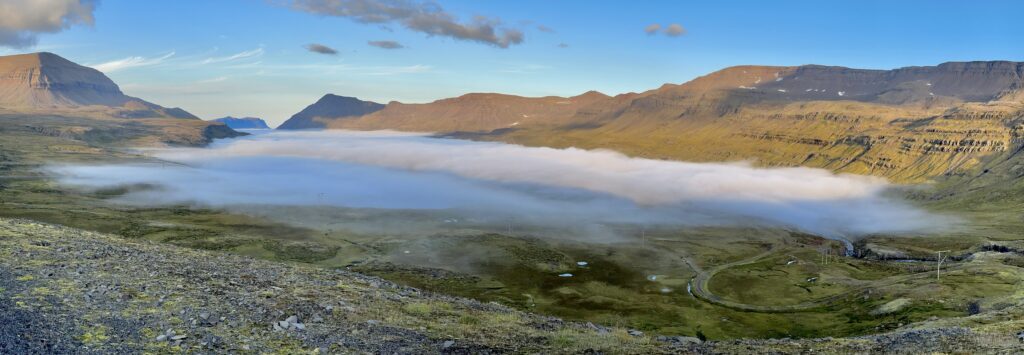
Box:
289, 0, 524, 48
90, 52, 176, 73
49, 130, 951, 239
0, 0, 97, 48
201, 48, 264, 64
197, 76, 229, 83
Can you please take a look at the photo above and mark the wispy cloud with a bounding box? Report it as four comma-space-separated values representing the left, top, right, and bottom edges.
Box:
645, 23, 686, 37
120, 76, 235, 96
197, 76, 228, 84
557, 43, 569, 48
644, 23, 661, 35
537, 25, 555, 33
288, 0, 525, 48
497, 63, 551, 74
664, 23, 686, 37
91, 51, 176, 73
0, 0, 97, 48
361, 64, 431, 75
201, 48, 264, 64
367, 40, 404, 49
305, 43, 338, 55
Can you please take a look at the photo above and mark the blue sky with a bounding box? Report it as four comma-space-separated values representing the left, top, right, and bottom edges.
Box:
3, 0, 1023, 126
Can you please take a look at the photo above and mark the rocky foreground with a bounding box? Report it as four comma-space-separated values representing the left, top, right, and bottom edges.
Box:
1, 218, 1022, 354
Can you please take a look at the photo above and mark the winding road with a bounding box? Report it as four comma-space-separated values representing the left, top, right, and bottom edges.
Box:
681, 248, 957, 313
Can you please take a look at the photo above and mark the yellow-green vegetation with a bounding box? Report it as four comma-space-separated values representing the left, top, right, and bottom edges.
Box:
0, 219, 675, 353
465, 87, 1023, 185
2, 107, 1024, 352
78, 324, 111, 346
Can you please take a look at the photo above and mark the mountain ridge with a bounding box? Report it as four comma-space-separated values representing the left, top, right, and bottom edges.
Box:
212, 116, 270, 129
276, 94, 385, 129
0, 52, 202, 119
0, 52, 243, 146
284, 60, 1024, 183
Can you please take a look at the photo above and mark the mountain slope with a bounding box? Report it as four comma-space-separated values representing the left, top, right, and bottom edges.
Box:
304, 61, 1023, 183
0, 52, 126, 108
0, 52, 242, 146
212, 116, 270, 129
2, 219, 1021, 354
0, 52, 199, 119
495, 62, 1024, 182
277, 94, 385, 129
330, 91, 612, 132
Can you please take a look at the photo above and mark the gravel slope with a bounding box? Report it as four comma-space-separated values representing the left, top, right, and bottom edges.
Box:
1, 218, 1022, 354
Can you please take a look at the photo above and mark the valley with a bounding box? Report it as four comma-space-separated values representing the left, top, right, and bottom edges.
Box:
1, 51, 1024, 353
3, 123, 1023, 342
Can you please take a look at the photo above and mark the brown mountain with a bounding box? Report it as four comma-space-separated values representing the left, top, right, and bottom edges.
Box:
291, 61, 1024, 183
276, 94, 385, 129
329, 91, 612, 132
494, 62, 1024, 182
0, 52, 241, 146
0, 52, 198, 119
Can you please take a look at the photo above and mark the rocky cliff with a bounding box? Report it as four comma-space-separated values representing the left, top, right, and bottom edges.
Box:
303, 61, 1024, 183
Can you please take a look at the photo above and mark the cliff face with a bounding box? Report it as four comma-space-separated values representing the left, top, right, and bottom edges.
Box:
0, 52, 128, 108
294, 61, 1024, 183
276, 94, 385, 129
642, 61, 1024, 107
0, 52, 203, 120
526, 62, 1024, 182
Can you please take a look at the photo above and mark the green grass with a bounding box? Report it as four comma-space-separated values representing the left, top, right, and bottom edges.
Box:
3, 113, 1024, 341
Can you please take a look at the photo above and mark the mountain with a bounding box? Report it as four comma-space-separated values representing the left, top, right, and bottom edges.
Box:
212, 116, 270, 129
491, 61, 1024, 182
294, 61, 1024, 184
329, 91, 612, 132
276, 94, 385, 129
0, 52, 242, 146
0, 52, 200, 119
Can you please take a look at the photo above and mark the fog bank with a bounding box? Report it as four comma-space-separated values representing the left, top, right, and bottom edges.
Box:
48, 130, 949, 238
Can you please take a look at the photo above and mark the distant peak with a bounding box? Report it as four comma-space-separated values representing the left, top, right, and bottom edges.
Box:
322, 93, 358, 100
573, 90, 609, 98
317, 94, 382, 105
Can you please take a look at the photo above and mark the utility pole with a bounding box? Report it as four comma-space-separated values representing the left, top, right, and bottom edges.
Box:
936, 250, 951, 281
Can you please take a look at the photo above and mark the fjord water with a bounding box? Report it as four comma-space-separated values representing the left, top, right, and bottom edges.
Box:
48, 130, 946, 239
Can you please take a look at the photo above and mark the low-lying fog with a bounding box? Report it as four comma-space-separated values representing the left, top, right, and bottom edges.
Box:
48, 130, 948, 240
